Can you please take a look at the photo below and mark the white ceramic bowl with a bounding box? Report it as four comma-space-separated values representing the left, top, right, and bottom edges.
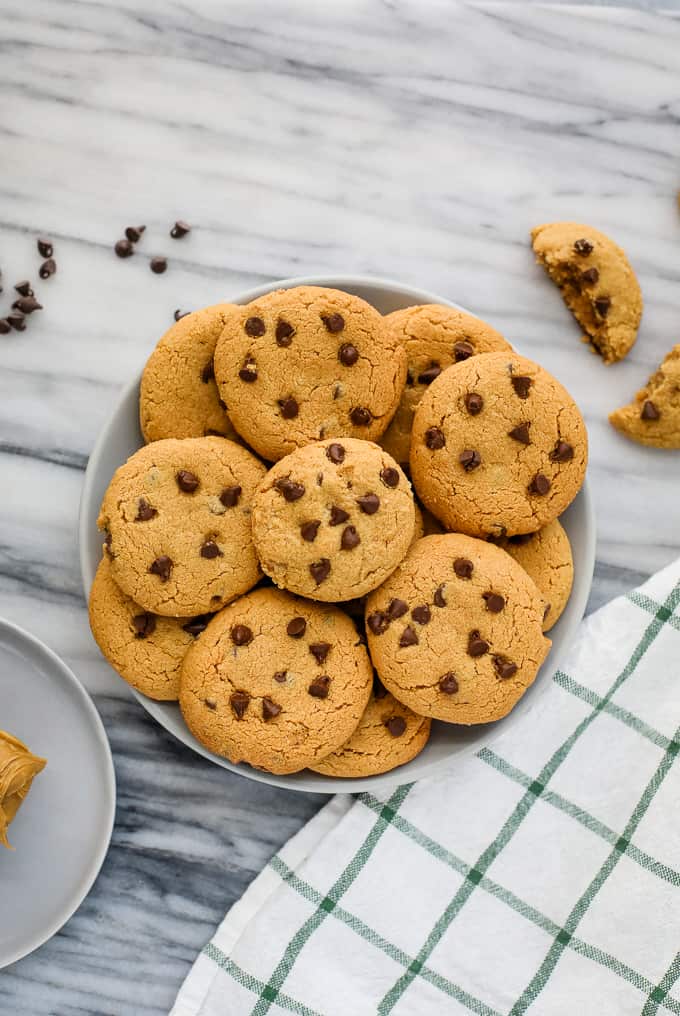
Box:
79, 275, 596, 794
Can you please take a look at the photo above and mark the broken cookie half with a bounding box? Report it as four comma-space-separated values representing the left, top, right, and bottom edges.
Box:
609, 343, 680, 449
531, 221, 642, 364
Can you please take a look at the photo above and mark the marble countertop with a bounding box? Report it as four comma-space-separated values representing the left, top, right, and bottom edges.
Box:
1, 2, 679, 1013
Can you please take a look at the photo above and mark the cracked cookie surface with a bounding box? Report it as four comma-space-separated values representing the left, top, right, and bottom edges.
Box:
179, 586, 373, 774
98, 436, 266, 616
410, 352, 587, 537
140, 304, 240, 442
380, 304, 512, 467
251, 438, 415, 602
609, 343, 680, 448
365, 534, 550, 725
494, 519, 573, 632
213, 286, 407, 461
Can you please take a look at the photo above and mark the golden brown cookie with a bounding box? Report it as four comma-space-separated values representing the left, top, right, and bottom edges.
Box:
531, 222, 642, 364
495, 520, 573, 632
365, 534, 550, 725
309, 681, 431, 777
98, 437, 266, 617
88, 556, 210, 700
609, 344, 680, 448
380, 305, 512, 467
213, 287, 407, 461
179, 587, 373, 774
251, 438, 415, 602
140, 304, 240, 442
410, 352, 588, 537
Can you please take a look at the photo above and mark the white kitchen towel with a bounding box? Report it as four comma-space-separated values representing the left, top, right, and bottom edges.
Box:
171, 560, 680, 1016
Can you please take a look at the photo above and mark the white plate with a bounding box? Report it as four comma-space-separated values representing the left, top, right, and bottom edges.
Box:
0, 618, 115, 968
79, 275, 596, 794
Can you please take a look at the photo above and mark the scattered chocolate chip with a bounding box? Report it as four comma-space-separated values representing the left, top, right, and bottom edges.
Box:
301, 520, 321, 542
200, 539, 222, 559
399, 626, 419, 647
125, 225, 145, 243
231, 624, 253, 646
350, 407, 371, 427
13, 295, 42, 314
434, 584, 447, 608
594, 296, 611, 318
275, 320, 294, 346
338, 342, 359, 366
309, 559, 331, 585
132, 613, 156, 638
182, 615, 211, 636
417, 364, 442, 385
14, 281, 33, 297
529, 473, 551, 496
511, 375, 532, 399
483, 591, 505, 613
459, 449, 481, 471
275, 477, 305, 502
150, 256, 167, 274
509, 532, 534, 545
357, 493, 380, 515
230, 690, 250, 719
39, 258, 56, 279
321, 312, 344, 333
453, 557, 473, 579
326, 443, 345, 464
0, 319, 10, 335
8, 311, 26, 331
245, 316, 265, 337
425, 427, 446, 450
581, 267, 599, 285
508, 422, 531, 445
308, 675, 331, 699
385, 715, 407, 737
170, 220, 191, 238
37, 238, 53, 258
454, 340, 474, 362
494, 656, 518, 680
176, 309, 192, 322
135, 498, 158, 521
341, 525, 361, 550
176, 469, 199, 493
220, 485, 242, 507
468, 630, 489, 657
640, 400, 660, 421
387, 598, 408, 620
464, 392, 484, 415
573, 238, 593, 256
412, 604, 431, 625
309, 642, 331, 665
367, 611, 389, 635
204, 698, 217, 710
149, 556, 173, 582
278, 396, 299, 419
273, 671, 287, 683
549, 440, 574, 463
237, 361, 257, 382
262, 697, 282, 720
287, 617, 307, 638
439, 672, 459, 694
380, 466, 399, 488
329, 505, 350, 527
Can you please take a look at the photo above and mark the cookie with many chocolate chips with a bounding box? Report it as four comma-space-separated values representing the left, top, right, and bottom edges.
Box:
531, 222, 642, 364
140, 304, 241, 442
410, 352, 587, 537
98, 437, 266, 616
380, 304, 512, 467
251, 438, 415, 602
494, 519, 573, 632
609, 343, 680, 448
88, 556, 210, 700
365, 534, 550, 724
179, 587, 372, 774
213, 286, 407, 461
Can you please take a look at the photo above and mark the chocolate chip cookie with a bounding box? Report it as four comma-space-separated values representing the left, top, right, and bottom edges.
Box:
609, 343, 680, 448
494, 519, 573, 632
213, 286, 407, 461
98, 436, 266, 616
531, 222, 642, 364
365, 534, 550, 724
179, 586, 373, 774
140, 304, 240, 442
380, 304, 512, 467
251, 438, 416, 602
410, 352, 587, 537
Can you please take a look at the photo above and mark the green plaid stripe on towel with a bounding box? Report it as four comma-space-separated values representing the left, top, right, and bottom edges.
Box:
172, 560, 680, 1016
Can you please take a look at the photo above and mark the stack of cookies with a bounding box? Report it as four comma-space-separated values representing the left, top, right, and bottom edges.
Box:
89, 285, 587, 778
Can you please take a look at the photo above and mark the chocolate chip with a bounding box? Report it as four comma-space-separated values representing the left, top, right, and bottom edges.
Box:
581, 267, 599, 285
464, 392, 484, 415
338, 342, 359, 366
279, 396, 299, 419
483, 592, 505, 613
329, 505, 350, 527
125, 225, 145, 242
594, 296, 611, 318
276, 320, 294, 346
357, 493, 380, 515
231, 624, 253, 646
170, 219, 190, 238
439, 672, 459, 694
350, 407, 371, 427
309, 642, 331, 665
641, 400, 660, 421
13, 295, 42, 314
508, 422, 531, 445
275, 477, 305, 502
367, 611, 389, 635
115, 239, 134, 258
201, 539, 222, 559
573, 238, 593, 256
459, 449, 481, 471
182, 615, 211, 636
509, 533, 534, 545
177, 309, 192, 322
529, 473, 551, 496
417, 364, 442, 385
0, 319, 10, 335
434, 584, 447, 608
301, 520, 321, 542
454, 340, 474, 362
176, 469, 199, 493
262, 697, 282, 720
230, 691, 250, 719
494, 656, 518, 680
149, 556, 173, 582
309, 559, 331, 585
150, 256, 167, 274
412, 604, 431, 625
425, 427, 446, 450
245, 316, 265, 337
135, 498, 158, 521
454, 557, 473, 579
511, 375, 532, 399
218, 485, 241, 508
341, 525, 361, 550
380, 466, 399, 488
308, 676, 331, 699
387, 598, 408, 620
39, 258, 56, 279
326, 443, 345, 464
468, 630, 489, 657
273, 671, 287, 683
322, 312, 344, 333
132, 613, 156, 638
383, 715, 405, 738
37, 237, 53, 258
399, 625, 419, 647
7, 312, 25, 331
239, 362, 258, 382
14, 281, 33, 297
287, 617, 306, 638
549, 440, 574, 463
